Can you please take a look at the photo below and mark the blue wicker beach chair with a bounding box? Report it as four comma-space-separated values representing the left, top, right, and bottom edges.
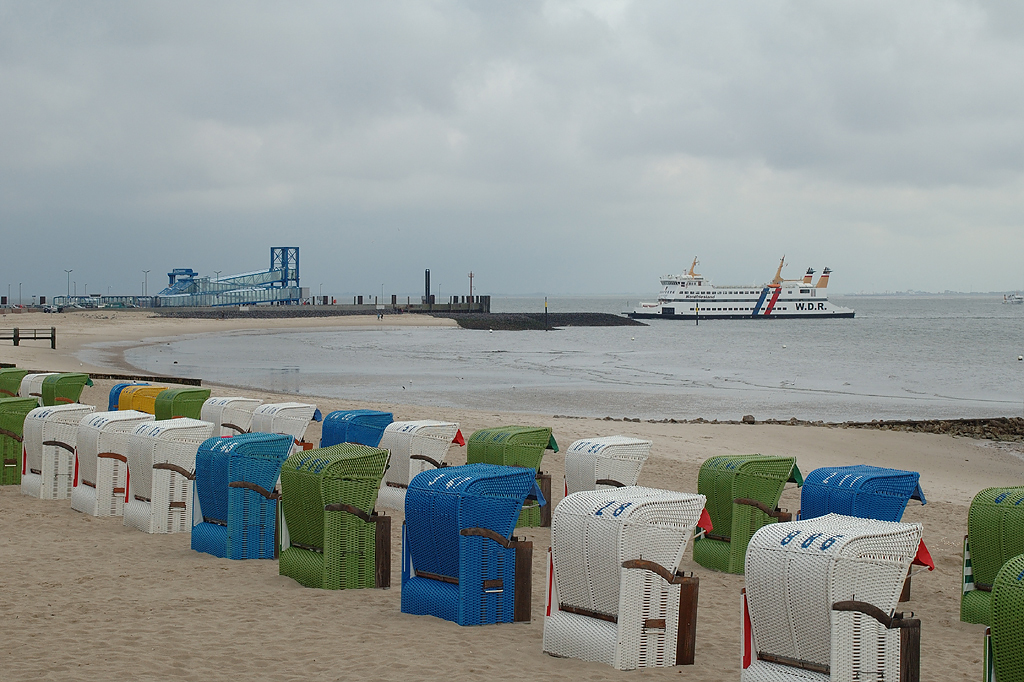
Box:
401, 463, 542, 626
191, 432, 293, 559
320, 410, 394, 448
800, 465, 926, 523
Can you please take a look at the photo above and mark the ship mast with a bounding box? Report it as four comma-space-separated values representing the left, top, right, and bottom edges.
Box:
688, 257, 701, 278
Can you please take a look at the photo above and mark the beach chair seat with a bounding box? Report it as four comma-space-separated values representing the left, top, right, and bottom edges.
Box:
320, 409, 393, 448
123, 417, 214, 533
279, 443, 391, 589
801, 465, 926, 522
563, 435, 651, 495
962, 486, 1024, 625
21, 403, 95, 499
543, 487, 706, 670
117, 385, 169, 414
466, 425, 559, 527
985, 553, 1024, 682
0, 368, 29, 397
375, 420, 463, 512
0, 397, 40, 486
741, 514, 924, 682
40, 373, 92, 406
401, 463, 541, 625
692, 454, 802, 574
154, 387, 212, 420
251, 402, 322, 453
108, 382, 148, 411
191, 432, 293, 559
200, 397, 263, 436
71, 410, 154, 517
19, 373, 57, 406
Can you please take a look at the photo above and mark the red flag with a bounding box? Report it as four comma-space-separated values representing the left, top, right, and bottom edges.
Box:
912, 540, 935, 570
452, 429, 465, 446
698, 507, 713, 532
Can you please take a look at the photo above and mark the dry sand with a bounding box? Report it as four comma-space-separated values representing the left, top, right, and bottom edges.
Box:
1, 309, 1020, 681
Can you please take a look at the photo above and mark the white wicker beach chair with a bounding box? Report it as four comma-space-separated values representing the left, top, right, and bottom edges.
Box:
741, 514, 924, 682
19, 373, 57, 407
123, 417, 214, 534
200, 396, 263, 437
21, 403, 95, 499
564, 436, 652, 496
543, 487, 706, 670
376, 420, 461, 511
251, 402, 317, 453
71, 410, 154, 517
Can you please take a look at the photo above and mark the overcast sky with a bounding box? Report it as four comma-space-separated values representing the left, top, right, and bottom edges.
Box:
2, 1, 1024, 301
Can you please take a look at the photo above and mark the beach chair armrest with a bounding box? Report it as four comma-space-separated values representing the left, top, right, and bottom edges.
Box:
324, 502, 372, 521
734, 497, 791, 521
152, 462, 196, 480
460, 527, 513, 548
622, 559, 692, 585
228, 481, 280, 500
410, 454, 445, 469
595, 478, 626, 488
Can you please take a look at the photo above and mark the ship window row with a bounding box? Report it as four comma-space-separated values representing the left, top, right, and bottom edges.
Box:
688, 307, 790, 312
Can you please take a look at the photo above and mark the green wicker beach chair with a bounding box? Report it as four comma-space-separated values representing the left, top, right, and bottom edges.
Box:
0, 369, 29, 398
962, 487, 1024, 626
466, 425, 559, 527
986, 553, 1024, 682
41, 373, 93, 406
279, 443, 391, 590
691, 454, 802, 574
154, 387, 212, 420
0, 397, 40, 485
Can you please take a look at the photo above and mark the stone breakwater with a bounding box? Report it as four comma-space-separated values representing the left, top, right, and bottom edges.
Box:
430, 312, 646, 330
553, 415, 1024, 442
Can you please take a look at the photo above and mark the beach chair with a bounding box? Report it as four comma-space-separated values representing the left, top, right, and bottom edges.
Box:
117, 385, 169, 414
543, 487, 706, 670
0, 368, 29, 397
251, 402, 322, 453
19, 373, 57, 406
692, 454, 802, 574
800, 465, 926, 522
320, 409, 394, 448
0, 397, 39, 486
123, 417, 214, 533
563, 436, 651, 496
40, 373, 93, 406
70, 410, 154, 517
401, 463, 540, 625
279, 443, 391, 589
741, 514, 924, 682
154, 387, 212, 420
466, 426, 559, 527
21, 403, 95, 499
984, 553, 1024, 682
108, 382, 148, 411
375, 420, 463, 512
191, 432, 293, 559
962, 486, 1024, 625
200, 397, 263, 436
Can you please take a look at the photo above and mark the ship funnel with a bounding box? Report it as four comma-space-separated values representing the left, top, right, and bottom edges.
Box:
815, 267, 831, 288
802, 268, 815, 285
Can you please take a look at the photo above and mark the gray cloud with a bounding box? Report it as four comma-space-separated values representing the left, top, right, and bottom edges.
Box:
2, 0, 1023, 300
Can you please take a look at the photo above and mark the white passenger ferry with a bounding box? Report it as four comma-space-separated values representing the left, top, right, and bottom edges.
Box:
629, 257, 855, 320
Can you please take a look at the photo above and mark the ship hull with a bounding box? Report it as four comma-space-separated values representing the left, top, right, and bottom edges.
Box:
628, 310, 855, 320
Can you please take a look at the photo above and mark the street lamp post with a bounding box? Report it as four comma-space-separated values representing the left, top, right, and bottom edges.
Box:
19, 282, 22, 306
143, 270, 150, 297
214, 270, 221, 281
65, 269, 72, 302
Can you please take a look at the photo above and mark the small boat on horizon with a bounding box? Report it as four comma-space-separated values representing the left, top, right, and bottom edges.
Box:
1004, 293, 1024, 304
628, 257, 855, 320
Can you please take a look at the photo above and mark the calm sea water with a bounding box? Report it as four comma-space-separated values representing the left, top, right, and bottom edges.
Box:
109, 295, 1024, 422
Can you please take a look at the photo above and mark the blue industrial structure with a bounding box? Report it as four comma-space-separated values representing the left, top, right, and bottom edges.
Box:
155, 247, 304, 307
